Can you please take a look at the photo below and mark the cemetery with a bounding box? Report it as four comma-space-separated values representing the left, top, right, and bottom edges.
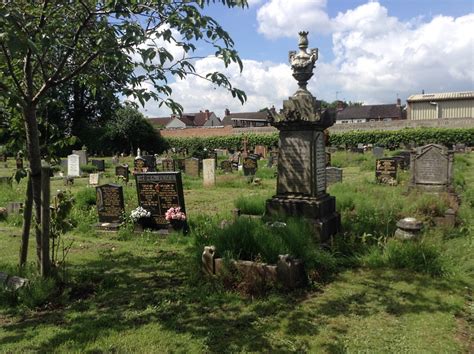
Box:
0, 2, 473, 352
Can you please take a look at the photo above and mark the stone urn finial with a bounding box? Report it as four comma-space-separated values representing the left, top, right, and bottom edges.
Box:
289, 31, 318, 97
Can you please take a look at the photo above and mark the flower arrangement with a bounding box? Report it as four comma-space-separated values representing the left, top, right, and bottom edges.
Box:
165, 207, 186, 222
130, 206, 151, 223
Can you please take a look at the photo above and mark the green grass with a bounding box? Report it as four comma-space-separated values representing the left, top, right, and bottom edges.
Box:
0, 152, 472, 352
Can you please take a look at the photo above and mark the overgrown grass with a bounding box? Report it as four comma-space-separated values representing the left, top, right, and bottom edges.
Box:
234, 194, 269, 215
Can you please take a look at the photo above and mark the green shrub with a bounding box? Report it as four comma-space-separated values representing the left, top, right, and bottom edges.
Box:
75, 187, 96, 210
80, 164, 98, 173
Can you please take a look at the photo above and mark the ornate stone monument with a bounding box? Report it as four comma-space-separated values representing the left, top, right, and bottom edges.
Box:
265, 32, 340, 241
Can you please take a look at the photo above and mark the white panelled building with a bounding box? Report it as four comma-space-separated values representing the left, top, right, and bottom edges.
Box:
407, 91, 474, 120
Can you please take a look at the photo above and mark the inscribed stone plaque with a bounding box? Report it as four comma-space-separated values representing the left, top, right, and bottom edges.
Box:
72, 149, 88, 166
135, 172, 186, 229
96, 184, 124, 224
115, 164, 129, 182
67, 154, 81, 177
315, 133, 326, 193
162, 158, 175, 172
91, 159, 105, 172
326, 167, 343, 186
134, 157, 147, 173
221, 160, 233, 173
203, 158, 216, 187
243, 157, 258, 176
376, 158, 397, 184
89, 173, 100, 186
413, 144, 451, 185
143, 155, 157, 172
185, 158, 200, 177
254, 145, 267, 158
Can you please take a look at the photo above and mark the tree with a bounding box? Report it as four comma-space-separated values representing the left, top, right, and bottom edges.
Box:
106, 106, 168, 154
0, 0, 247, 276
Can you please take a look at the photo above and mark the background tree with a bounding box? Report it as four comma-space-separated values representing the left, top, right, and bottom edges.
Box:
0, 0, 247, 276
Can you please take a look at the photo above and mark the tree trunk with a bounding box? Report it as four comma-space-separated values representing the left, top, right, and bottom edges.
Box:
41, 165, 51, 277
23, 103, 48, 274
19, 175, 33, 267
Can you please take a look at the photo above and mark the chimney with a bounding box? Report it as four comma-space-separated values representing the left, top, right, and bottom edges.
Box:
422, 89, 425, 94
396, 98, 401, 107
225, 108, 230, 116
336, 100, 344, 111
205, 109, 210, 119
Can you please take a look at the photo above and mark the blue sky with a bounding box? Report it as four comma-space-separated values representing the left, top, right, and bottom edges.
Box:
138, 0, 474, 117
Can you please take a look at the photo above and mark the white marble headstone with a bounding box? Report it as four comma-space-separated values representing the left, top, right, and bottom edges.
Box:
89, 173, 100, 186
68, 154, 81, 177
203, 158, 216, 187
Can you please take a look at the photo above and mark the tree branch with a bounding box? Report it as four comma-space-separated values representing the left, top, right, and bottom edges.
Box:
0, 43, 27, 101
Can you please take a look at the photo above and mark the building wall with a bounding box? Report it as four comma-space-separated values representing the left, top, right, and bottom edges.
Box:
166, 118, 186, 129
203, 113, 222, 127
409, 99, 474, 120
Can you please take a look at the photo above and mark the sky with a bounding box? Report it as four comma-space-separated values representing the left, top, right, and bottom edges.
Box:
136, 0, 474, 118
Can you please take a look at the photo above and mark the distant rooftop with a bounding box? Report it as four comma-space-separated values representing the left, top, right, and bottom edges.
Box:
407, 91, 474, 102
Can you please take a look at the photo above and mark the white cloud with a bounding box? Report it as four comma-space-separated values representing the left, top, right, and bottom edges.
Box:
256, 0, 332, 39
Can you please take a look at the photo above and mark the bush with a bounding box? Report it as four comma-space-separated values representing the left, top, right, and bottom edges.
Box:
80, 164, 98, 174
75, 188, 96, 210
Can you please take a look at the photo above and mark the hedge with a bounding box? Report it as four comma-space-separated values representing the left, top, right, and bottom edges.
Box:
164, 128, 474, 151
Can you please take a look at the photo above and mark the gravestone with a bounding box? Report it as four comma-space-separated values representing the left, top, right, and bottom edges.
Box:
135, 172, 186, 229
112, 155, 119, 165
454, 143, 466, 153
96, 183, 124, 230
16, 157, 24, 170
143, 155, 157, 172
221, 160, 233, 173
243, 156, 258, 176
326, 167, 343, 186
203, 158, 216, 187
392, 156, 406, 170
175, 158, 186, 172
254, 145, 267, 158
185, 158, 200, 177
134, 157, 147, 173
326, 152, 331, 167
373, 146, 384, 159
72, 149, 88, 166
6, 202, 23, 215
91, 159, 105, 172
265, 32, 340, 241
410, 144, 453, 192
376, 158, 397, 184
208, 151, 218, 168
396, 151, 411, 170
230, 152, 240, 170
89, 173, 100, 186
249, 153, 260, 161
162, 158, 175, 172
67, 154, 81, 177
115, 164, 129, 183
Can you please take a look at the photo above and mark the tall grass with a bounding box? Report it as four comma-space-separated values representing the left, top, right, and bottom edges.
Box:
234, 194, 269, 215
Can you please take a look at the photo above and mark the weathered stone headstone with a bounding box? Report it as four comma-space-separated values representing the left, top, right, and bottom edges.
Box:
134, 157, 147, 173
96, 183, 124, 230
143, 155, 157, 172
326, 167, 343, 186
91, 159, 105, 172
243, 156, 258, 176
175, 158, 186, 172
410, 144, 453, 192
203, 158, 216, 187
376, 158, 397, 184
162, 158, 175, 172
185, 158, 200, 177
6, 202, 23, 215
89, 173, 100, 186
265, 32, 340, 241
72, 149, 88, 166
454, 143, 466, 153
254, 145, 267, 158
67, 154, 81, 177
373, 146, 384, 159
221, 160, 233, 173
135, 172, 186, 229
115, 164, 129, 183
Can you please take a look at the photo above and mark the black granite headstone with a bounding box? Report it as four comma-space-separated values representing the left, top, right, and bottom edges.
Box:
221, 160, 233, 173
135, 172, 186, 229
143, 155, 156, 172
91, 159, 105, 172
96, 184, 124, 225
115, 164, 130, 182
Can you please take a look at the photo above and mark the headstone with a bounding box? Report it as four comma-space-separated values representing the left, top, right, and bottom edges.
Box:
96, 184, 124, 230
221, 160, 233, 173
254, 145, 267, 158
396, 151, 411, 170
72, 149, 88, 166
203, 159, 216, 187
392, 156, 405, 170
373, 146, 384, 159
454, 143, 466, 153
115, 164, 130, 183
376, 158, 397, 184
357, 143, 364, 150
264, 33, 340, 241
162, 158, 175, 172
143, 155, 157, 172
6, 202, 23, 215
89, 173, 100, 186
91, 159, 105, 172
135, 172, 186, 229
185, 158, 200, 177
326, 167, 343, 186
67, 154, 81, 177
410, 144, 453, 192
249, 153, 260, 161
243, 156, 258, 176
208, 151, 218, 168
16, 157, 23, 170
175, 158, 186, 172
112, 155, 119, 165
134, 156, 147, 173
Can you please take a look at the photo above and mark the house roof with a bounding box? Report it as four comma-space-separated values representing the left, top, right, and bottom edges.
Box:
228, 111, 269, 121
407, 91, 474, 102
337, 104, 402, 120
148, 117, 173, 127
